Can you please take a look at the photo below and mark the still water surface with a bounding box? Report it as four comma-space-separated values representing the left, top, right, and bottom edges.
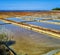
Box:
0, 18, 60, 55
6, 18, 60, 31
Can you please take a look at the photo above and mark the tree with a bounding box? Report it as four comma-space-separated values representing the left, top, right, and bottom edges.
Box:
52, 7, 60, 10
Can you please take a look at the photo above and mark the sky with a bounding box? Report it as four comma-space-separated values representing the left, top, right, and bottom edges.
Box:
0, 0, 60, 10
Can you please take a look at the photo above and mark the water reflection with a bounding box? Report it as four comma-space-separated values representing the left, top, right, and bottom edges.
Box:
27, 22, 60, 30
6, 18, 25, 22
5, 18, 60, 30
47, 20, 60, 22
0, 18, 60, 55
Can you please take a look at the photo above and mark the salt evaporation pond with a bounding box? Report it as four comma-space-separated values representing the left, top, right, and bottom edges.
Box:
45, 20, 60, 22
6, 18, 60, 31
0, 19, 60, 55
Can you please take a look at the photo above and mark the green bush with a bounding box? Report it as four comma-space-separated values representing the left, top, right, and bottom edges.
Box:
0, 33, 8, 42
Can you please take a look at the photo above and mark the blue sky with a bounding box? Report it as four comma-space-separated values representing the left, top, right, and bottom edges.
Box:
0, 0, 60, 10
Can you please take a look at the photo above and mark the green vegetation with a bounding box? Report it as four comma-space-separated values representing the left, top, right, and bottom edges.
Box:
0, 33, 11, 55
0, 33, 17, 55
0, 33, 8, 43
52, 7, 60, 10
0, 45, 11, 55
